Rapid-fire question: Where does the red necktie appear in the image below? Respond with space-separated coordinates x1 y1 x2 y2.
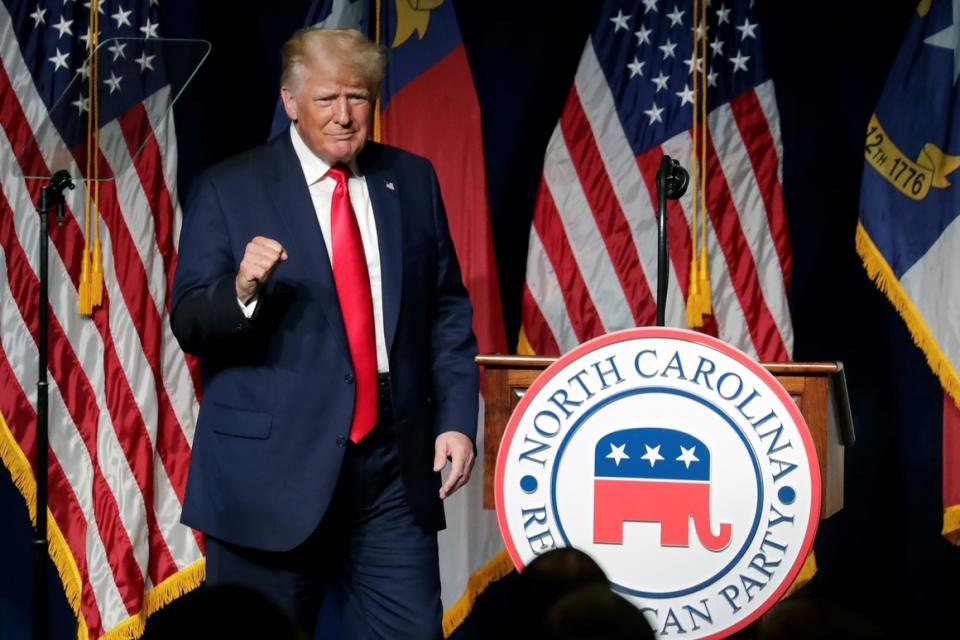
328 166 377 443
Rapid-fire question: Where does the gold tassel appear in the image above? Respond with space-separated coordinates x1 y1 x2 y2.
77 248 92 315
697 245 712 316
686 259 703 328
90 238 103 306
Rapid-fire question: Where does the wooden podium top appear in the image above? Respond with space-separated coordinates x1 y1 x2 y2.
476 356 853 519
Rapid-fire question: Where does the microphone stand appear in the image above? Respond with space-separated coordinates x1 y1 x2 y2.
34 170 74 640
655 156 689 327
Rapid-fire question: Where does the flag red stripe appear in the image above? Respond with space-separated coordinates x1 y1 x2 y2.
635 145 693 300
520 284 561 356
0 189 146 615
116 104 177 303
728 91 793 290
98 321 180 586
703 135 789 361
89 145 192 505
79 155 183 581
0 351 37 466
532 179 604 342
116 105 204 400
560 90 657 326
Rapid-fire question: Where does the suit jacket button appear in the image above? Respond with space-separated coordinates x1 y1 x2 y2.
336 435 347 447
344 373 355 384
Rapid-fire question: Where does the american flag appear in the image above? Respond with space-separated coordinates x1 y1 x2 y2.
521 0 793 362
0 1 203 638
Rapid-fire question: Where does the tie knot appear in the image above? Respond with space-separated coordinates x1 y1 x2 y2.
327 165 350 186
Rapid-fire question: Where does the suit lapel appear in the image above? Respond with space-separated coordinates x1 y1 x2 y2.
360 144 403 357
265 134 350 354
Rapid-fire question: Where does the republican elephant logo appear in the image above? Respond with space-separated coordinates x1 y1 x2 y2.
593 427 732 551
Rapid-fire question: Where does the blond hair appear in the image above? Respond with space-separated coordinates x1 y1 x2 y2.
281 28 385 95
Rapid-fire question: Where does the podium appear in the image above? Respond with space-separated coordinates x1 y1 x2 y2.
477 356 853 519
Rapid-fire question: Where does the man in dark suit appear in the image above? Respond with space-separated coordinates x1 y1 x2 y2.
170 27 478 639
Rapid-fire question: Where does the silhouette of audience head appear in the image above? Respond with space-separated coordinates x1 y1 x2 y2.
510 546 653 639
517 546 609 625
540 583 656 640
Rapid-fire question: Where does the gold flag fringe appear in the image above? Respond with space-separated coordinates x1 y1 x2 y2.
856 222 960 543
102 560 205 640
783 551 817 599
441 549 515 638
943 505 960 545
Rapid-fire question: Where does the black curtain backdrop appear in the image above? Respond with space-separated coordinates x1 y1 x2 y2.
2 1 958 637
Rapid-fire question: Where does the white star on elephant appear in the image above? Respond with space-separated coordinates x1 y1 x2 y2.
606 443 630 466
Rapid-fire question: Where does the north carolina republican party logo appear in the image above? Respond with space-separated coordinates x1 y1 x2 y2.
496 328 820 639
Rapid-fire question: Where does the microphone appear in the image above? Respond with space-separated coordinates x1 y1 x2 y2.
654 156 689 326
657 156 689 200
40 170 75 225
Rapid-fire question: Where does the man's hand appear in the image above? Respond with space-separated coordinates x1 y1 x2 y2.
433 431 475 499
235 236 288 303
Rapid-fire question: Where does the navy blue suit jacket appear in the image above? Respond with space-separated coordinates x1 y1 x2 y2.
170 133 479 552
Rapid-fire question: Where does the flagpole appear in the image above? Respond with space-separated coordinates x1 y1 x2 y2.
35 170 74 640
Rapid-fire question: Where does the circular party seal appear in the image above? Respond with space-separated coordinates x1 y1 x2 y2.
495 328 820 638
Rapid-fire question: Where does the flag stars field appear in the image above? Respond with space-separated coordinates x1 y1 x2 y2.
48 48 70 72
83 0 106 15
730 50 750 73
660 38 678 59
108 41 127 62
736 18 758 41
611 9 630 32
103 70 123 94
635 25 653 46
52 15 74 39
135 52 156 72
644 100 665 124
112 6 133 29
71 94 89 114
30 6 46 26
666 7 685 28
710 38 725 57
717 3 732 25
140 17 159 39
683 52 703 75
652 70 670 92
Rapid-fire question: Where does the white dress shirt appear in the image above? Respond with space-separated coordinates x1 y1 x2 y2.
239 126 389 373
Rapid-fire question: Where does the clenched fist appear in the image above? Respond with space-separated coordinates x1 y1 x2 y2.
235 236 288 303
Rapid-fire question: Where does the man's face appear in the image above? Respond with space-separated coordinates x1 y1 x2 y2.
281 61 372 166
